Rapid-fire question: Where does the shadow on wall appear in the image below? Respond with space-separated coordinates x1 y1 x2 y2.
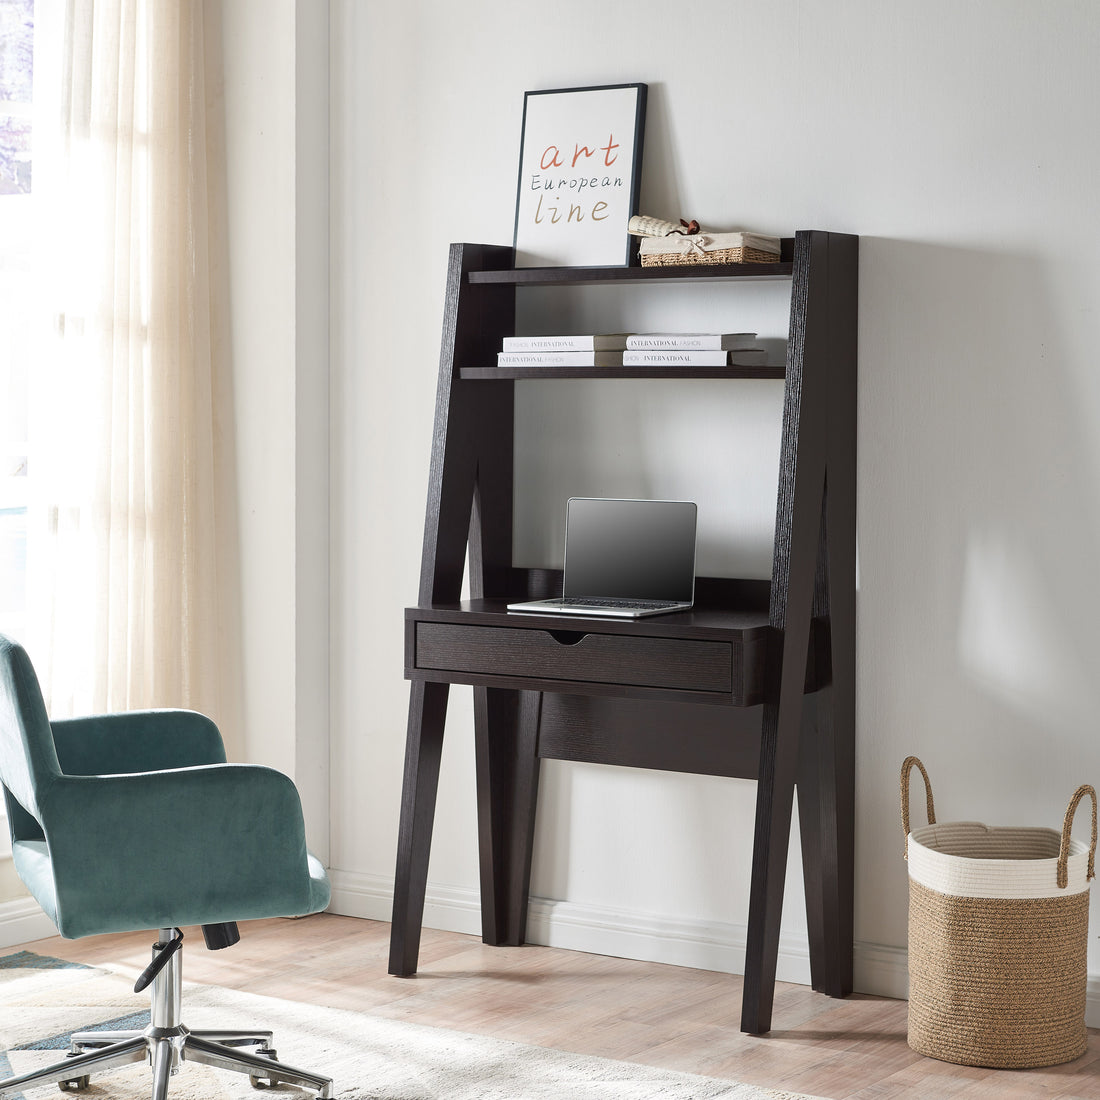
635 81 684 220
513 236 1100 973
858 237 1100 959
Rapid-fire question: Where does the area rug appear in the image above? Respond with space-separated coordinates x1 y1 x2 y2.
0 951 823 1100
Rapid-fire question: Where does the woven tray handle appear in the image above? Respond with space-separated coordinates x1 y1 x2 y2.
901 756 937 858
1058 784 1097 889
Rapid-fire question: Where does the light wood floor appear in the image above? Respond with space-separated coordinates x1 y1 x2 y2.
10 913 1099 1099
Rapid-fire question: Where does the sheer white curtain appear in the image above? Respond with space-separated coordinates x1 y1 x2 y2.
28 0 225 719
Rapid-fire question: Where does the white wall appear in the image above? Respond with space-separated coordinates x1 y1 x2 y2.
327 0 1100 1008
219 0 295 771
218 0 330 859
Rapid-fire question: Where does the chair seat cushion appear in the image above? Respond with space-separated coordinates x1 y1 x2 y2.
13 837 330 938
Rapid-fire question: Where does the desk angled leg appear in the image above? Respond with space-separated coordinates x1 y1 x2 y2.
797 690 827 993
799 470 855 996
797 684 853 997
741 699 801 1034
475 688 542 946
389 679 449 977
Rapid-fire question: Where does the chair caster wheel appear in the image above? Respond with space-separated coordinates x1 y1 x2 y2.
59 1051 91 1091
250 1048 279 1089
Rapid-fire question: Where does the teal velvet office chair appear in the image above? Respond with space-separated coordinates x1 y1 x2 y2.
0 634 333 1098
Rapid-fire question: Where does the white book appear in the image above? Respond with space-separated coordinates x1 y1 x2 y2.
501 334 629 352
497 350 625 367
625 333 758 351
622 349 768 367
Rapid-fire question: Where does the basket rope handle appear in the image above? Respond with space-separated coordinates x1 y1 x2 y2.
901 756 936 858
1057 784 1097 889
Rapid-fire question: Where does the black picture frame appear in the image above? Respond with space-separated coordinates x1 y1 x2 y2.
512 83 647 269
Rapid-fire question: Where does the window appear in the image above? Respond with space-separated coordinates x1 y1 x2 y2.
0 0 33 641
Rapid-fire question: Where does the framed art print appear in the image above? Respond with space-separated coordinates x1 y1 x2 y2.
513 83 647 268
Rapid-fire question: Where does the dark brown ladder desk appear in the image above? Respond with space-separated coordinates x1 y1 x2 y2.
389 233 857 1035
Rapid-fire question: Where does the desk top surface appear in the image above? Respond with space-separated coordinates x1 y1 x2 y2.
407 599 773 642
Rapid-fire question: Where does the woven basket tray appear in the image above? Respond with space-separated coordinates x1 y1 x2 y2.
640 245 780 267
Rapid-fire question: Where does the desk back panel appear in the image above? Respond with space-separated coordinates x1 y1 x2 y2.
537 694 762 779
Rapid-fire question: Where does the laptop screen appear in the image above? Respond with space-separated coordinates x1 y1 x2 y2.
562 498 697 603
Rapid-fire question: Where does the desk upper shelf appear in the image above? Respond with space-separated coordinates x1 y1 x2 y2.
460 243 793 376
466 240 796 287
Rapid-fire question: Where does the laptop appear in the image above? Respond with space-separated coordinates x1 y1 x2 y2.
507 497 698 618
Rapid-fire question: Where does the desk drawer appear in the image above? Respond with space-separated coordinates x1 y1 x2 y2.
414 623 732 694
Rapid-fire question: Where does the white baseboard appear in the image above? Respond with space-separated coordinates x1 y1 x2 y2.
0 895 57 949
328 868 1100 1029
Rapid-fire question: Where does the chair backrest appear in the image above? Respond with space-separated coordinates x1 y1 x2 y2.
0 635 61 827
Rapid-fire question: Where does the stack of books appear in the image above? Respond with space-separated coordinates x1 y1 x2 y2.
623 333 767 367
497 334 626 368
495 333 768 369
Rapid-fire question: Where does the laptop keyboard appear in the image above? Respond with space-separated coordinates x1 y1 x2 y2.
561 597 683 610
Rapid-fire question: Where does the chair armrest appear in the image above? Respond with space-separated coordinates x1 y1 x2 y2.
50 711 227 776
39 765 317 937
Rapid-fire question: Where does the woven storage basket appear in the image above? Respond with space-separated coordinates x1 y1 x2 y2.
640 245 780 267
901 757 1096 1068
638 231 781 268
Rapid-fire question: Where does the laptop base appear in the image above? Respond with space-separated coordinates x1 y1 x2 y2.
505 598 692 619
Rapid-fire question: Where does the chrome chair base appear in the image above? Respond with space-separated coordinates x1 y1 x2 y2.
0 931 333 1099
8 1026 334 1100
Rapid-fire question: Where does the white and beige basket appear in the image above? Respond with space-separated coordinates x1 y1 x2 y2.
638 231 780 267
626 218 782 267
901 756 1096 1068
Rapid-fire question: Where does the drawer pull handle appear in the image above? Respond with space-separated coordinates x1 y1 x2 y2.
548 630 587 646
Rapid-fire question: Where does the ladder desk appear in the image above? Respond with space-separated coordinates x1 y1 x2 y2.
389 231 858 1035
